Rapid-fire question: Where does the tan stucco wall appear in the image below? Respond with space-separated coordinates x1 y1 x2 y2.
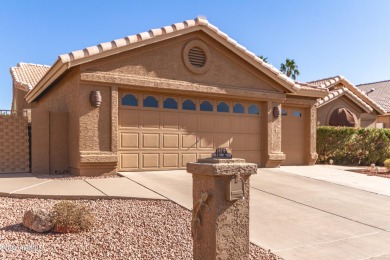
377 114 390 128
12 86 30 111
0 115 29 173
31 69 79 174
77 83 117 176
84 32 284 94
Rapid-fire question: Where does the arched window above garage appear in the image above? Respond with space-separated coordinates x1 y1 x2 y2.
217 102 229 113
122 94 138 106
200 101 213 112
143 96 158 108
182 99 196 110
163 98 178 109
233 103 245 114
248 104 260 115
293 111 302 117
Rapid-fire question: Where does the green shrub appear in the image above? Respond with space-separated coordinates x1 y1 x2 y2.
384 159 390 172
52 201 95 233
317 126 390 166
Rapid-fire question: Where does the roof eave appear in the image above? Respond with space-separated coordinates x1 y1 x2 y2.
25 59 68 103
25 18 302 102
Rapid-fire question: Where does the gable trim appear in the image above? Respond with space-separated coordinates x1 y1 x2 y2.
316 88 373 113
80 71 287 101
26 17 310 103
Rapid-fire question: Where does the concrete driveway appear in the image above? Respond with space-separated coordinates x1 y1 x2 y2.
121 166 390 260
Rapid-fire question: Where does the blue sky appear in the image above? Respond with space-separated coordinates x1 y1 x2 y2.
1 0 390 109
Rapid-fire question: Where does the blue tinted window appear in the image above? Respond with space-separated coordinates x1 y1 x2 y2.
182 99 196 110
233 103 245 113
143 96 158 108
122 94 138 106
217 102 229 113
293 111 302 117
281 109 287 116
163 98 178 109
248 104 260 115
200 101 213 112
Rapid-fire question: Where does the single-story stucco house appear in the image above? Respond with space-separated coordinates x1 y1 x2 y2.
357 80 390 128
308 76 385 128
13 17 330 176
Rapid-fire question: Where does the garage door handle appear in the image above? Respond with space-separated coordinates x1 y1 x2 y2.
186 139 199 151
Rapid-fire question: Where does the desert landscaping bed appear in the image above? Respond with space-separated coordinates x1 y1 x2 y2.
348 167 390 179
0 198 282 259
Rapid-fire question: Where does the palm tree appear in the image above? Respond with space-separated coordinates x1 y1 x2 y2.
280 58 300 80
257 55 268 63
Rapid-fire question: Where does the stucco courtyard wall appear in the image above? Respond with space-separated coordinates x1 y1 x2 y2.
0 114 29 173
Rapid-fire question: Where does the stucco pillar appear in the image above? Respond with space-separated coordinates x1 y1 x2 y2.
111 86 118 153
187 157 257 260
264 101 285 167
308 105 318 165
77 84 117 176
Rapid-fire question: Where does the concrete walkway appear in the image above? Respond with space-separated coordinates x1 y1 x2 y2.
0 173 165 200
2 166 390 259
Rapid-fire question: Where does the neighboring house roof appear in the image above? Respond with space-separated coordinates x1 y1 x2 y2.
308 75 386 114
10 63 50 91
357 80 390 113
26 17 327 103
316 87 373 113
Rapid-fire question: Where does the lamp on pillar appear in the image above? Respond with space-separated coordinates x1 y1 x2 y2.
273 106 280 118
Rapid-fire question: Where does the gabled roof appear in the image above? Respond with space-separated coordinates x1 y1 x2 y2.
316 87 373 113
10 63 50 91
308 76 386 114
26 17 326 103
357 80 390 113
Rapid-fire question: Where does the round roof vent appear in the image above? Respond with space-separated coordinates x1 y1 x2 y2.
183 40 211 74
188 47 206 68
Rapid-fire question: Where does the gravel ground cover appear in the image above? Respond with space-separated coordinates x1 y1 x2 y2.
348 167 390 179
0 198 282 259
32 173 122 181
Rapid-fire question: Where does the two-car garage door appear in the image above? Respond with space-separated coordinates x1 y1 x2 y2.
118 92 262 171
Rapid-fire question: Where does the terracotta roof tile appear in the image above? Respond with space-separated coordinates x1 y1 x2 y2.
28 17 328 103
308 76 386 114
57 17 301 92
357 80 390 113
10 63 50 91
316 87 373 112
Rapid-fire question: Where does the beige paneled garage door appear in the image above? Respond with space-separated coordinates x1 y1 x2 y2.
281 106 306 165
118 92 262 171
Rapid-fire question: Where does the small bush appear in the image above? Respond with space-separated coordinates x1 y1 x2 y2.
384 159 390 172
317 126 390 166
52 201 95 233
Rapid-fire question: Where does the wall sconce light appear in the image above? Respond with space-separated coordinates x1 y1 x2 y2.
273 106 280 118
90 91 102 107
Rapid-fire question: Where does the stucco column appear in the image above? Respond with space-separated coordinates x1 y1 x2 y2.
264 101 285 167
187 158 257 260
308 105 318 165
111 86 118 153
